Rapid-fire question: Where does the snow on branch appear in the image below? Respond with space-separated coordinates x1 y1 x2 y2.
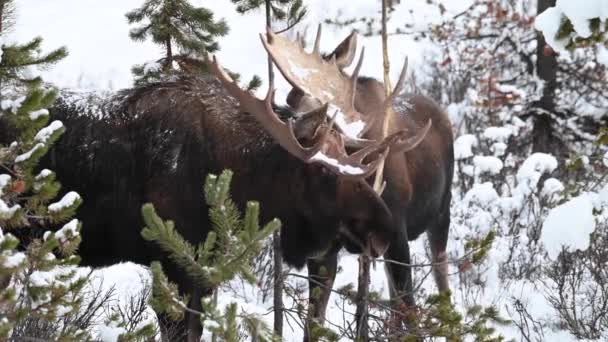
535 0 608 54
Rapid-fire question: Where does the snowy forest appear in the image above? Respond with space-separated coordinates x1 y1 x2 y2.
0 0 607 341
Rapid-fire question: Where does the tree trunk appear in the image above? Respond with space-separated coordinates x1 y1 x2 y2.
272 232 283 336
0 1 5 34
372 0 392 192
164 37 173 72
265 0 275 86
355 255 371 340
0 1 5 93
265 0 283 338
358 1 392 339
533 0 559 153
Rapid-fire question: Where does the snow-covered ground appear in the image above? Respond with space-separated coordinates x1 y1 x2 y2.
9 0 608 341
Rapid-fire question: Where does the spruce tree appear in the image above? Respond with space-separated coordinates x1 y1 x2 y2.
229 0 307 92
141 170 281 340
126 0 229 84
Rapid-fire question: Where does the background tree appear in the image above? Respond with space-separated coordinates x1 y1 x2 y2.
533 0 559 153
534 0 608 151
534 1 608 338
422 0 607 157
126 0 229 84
231 0 307 36
231 0 307 87
355 0 394 339
416 0 608 339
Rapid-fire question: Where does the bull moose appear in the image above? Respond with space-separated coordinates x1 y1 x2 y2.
258 25 454 337
1 25 453 341
0 30 440 342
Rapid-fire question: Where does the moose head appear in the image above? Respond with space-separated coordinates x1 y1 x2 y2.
204 44 428 266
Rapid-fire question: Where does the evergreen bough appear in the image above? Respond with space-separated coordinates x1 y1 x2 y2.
0 6 158 340
0 3 92 339
141 169 281 341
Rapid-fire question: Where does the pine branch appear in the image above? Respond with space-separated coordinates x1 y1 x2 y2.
142 170 280 340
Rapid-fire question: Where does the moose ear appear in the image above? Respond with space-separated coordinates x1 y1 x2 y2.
327 31 358 69
293 104 328 140
286 88 305 108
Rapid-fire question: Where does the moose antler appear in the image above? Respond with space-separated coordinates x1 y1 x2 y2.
385 119 432 154
205 53 326 162
204 53 396 178
260 25 374 139
309 125 391 178
383 57 409 113
337 56 429 153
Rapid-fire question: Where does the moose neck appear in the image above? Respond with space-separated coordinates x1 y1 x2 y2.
192 93 306 222
210 130 305 219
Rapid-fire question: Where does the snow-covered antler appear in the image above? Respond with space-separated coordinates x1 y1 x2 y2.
260 25 374 138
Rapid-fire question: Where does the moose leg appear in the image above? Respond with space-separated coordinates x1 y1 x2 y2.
157 312 186 342
427 210 450 294
385 228 415 309
186 287 203 342
155 255 205 342
304 246 339 342
155 295 200 342
155 300 202 342
155 286 203 342
384 227 421 340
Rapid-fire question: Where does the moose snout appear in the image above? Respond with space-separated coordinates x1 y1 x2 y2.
338 222 391 258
